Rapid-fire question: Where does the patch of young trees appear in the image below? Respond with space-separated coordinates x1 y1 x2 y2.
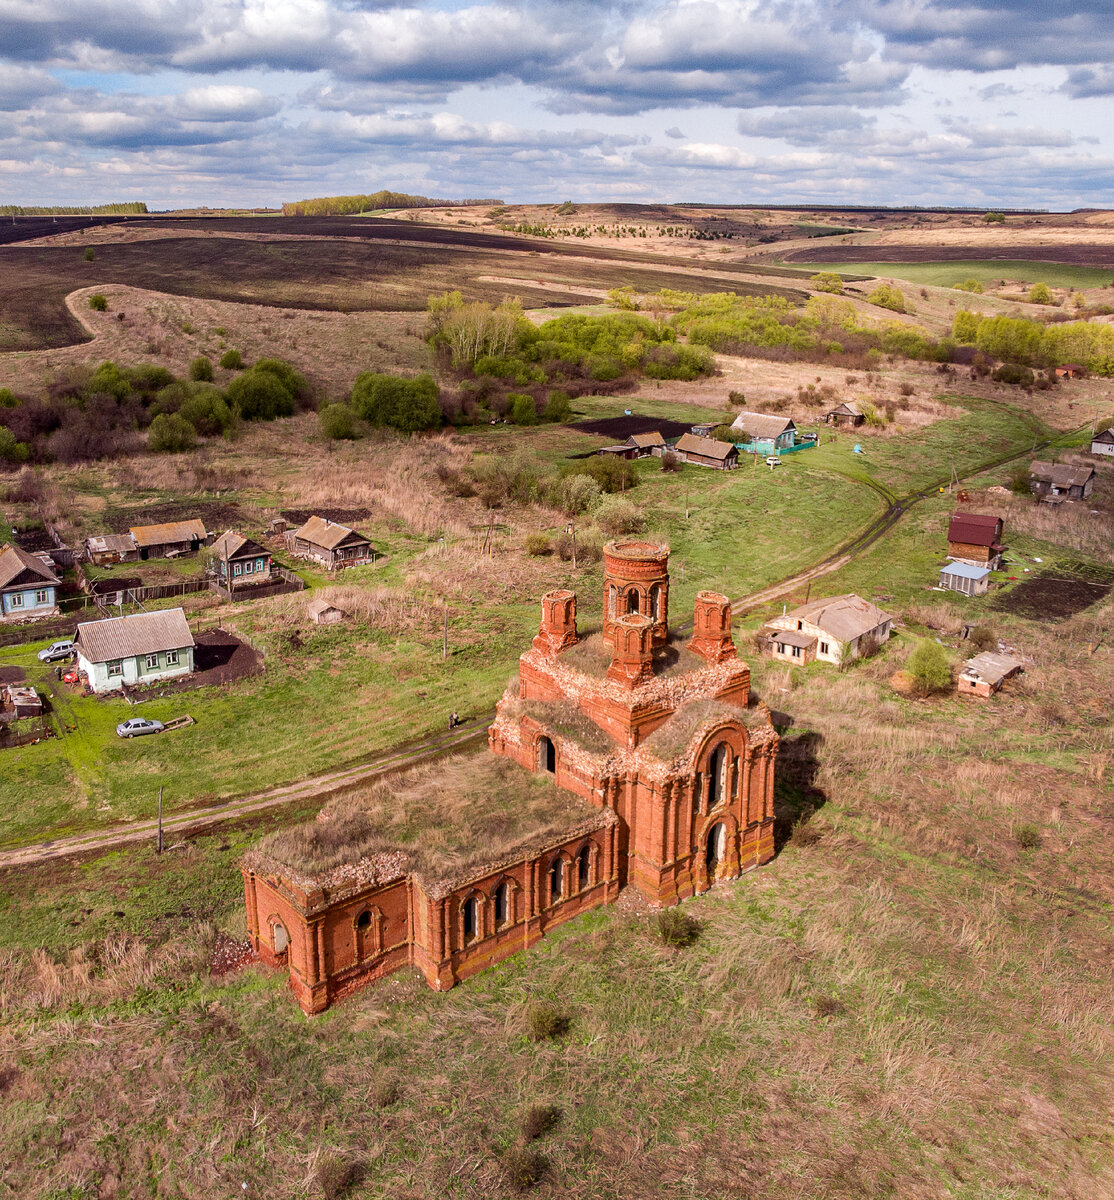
0 354 311 464
953 310 1114 374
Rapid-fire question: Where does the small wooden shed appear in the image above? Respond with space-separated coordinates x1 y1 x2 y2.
308 596 348 625
939 562 990 596
824 401 864 428
958 652 1023 698
674 433 739 470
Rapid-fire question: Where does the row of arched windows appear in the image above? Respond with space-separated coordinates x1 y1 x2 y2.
608 582 664 621
459 844 595 947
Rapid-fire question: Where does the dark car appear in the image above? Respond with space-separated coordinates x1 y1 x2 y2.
115 717 165 738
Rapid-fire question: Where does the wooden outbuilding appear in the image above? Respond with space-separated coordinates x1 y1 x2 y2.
596 444 639 461
625 431 667 456
947 512 1004 569
129 518 208 560
1090 428 1114 457
1054 364 1085 379
939 562 991 596
674 433 739 469
824 401 864 428
1029 461 1095 503
286 516 374 569
958 652 1023 698
83 533 139 566
307 596 348 625
3 683 43 718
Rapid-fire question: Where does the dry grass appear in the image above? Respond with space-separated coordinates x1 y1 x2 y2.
256 752 599 881
970 491 1114 564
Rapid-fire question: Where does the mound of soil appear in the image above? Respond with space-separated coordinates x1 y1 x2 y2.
992 568 1114 621
571 415 696 441
192 629 263 685
14 529 54 553
0 666 26 683
281 507 373 527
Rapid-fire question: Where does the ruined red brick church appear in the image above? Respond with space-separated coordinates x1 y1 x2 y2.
243 540 779 1014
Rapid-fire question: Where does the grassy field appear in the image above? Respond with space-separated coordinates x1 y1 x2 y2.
2 594 1111 1199
793 259 1114 290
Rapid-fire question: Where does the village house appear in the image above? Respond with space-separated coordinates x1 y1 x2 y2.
129 518 208 560
1029 461 1095 503
242 540 780 1014
285 516 374 569
0 543 61 622
824 401 864 428
74 607 195 693
730 411 797 454
210 530 273 591
947 511 1004 570
626 430 667 456
958 652 1023 698
760 593 894 666
939 561 991 597
1090 428 1114 457
83 533 139 566
674 432 739 469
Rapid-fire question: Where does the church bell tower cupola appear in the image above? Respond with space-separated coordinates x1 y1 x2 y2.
602 539 670 648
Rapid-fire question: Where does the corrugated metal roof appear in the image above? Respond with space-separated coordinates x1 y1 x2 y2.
85 533 137 555
940 562 990 580
75 607 194 664
948 512 1002 547
294 515 371 551
783 593 894 642
129 518 207 548
961 652 1023 686
730 410 796 440
211 530 266 560
0 543 60 590
676 433 736 460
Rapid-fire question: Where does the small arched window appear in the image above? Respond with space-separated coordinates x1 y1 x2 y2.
650 583 662 620
577 846 591 891
355 908 381 960
356 910 372 930
494 881 511 927
272 920 288 954
538 736 556 774
462 896 479 944
549 857 564 903
708 743 730 807
626 588 640 615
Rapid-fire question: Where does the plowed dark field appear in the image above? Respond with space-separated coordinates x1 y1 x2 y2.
785 243 1114 267
991 563 1114 621
572 415 695 440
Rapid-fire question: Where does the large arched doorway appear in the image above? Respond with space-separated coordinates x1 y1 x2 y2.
705 823 726 884
538 736 556 774
708 743 730 807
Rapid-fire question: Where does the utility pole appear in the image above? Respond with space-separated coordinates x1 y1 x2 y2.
156 786 163 855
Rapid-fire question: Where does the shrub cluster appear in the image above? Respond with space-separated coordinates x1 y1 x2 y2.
349 371 441 433
953 309 1114 374
0 354 310 464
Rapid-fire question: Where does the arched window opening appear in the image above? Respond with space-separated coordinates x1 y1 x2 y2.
462 896 479 944
355 908 380 960
706 822 726 881
272 921 288 954
651 584 662 620
494 881 511 927
609 584 617 617
549 857 564 903
626 588 640 615
708 743 730 807
538 736 556 774
577 846 591 891
356 910 372 930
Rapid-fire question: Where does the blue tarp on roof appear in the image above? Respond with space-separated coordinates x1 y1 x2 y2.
940 562 990 580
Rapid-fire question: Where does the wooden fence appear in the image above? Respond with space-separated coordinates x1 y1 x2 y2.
209 565 306 603
0 716 54 749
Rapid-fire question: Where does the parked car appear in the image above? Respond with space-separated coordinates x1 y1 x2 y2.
765 456 781 467
62 668 80 685
116 717 165 738
37 639 75 662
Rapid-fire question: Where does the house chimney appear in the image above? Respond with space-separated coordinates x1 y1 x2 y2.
532 589 578 656
687 591 736 664
606 613 654 689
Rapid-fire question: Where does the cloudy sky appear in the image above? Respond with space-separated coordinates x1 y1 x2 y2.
2 0 1112 210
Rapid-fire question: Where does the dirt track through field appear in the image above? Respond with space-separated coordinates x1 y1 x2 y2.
0 411 1081 868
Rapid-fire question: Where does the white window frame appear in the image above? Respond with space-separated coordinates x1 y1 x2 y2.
9 593 23 608
233 563 242 576
165 649 180 666
244 560 253 574
107 660 123 677
145 653 159 670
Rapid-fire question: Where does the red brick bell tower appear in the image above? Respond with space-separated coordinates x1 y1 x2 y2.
533 589 578 657
605 612 655 688
687 591 737 664
602 539 669 648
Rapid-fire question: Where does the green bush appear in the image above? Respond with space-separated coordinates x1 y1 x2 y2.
593 495 644 536
0 388 18 408
867 283 906 313
907 639 952 695
509 393 538 425
968 625 998 652
543 391 572 422
179 386 234 437
219 348 243 370
147 412 197 453
502 1146 547 1192
953 278 985 294
984 211 1006 224
522 1104 562 1141
188 356 213 382
561 454 636 495
1028 282 1052 305
319 402 359 440
86 360 131 400
253 358 312 407
1007 463 1031 494
654 909 700 947
83 247 95 262
991 363 1035 386
524 533 552 556
1015 823 1042 850
809 272 844 294
127 364 174 393
350 371 441 432
525 1001 567 1041
953 310 980 343
88 294 107 312
226 368 296 421
0 426 30 463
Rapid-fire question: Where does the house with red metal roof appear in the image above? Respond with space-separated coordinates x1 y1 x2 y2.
947 512 1004 570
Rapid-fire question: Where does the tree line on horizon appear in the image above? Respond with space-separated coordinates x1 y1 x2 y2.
0 203 148 217
281 191 502 216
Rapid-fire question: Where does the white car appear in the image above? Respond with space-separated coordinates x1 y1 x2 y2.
765 456 781 467
37 639 75 662
116 717 165 738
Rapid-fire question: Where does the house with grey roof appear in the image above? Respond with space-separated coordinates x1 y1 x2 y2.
1029 460 1095 503
285 516 374 569
958 652 1023 698
0 543 61 622
729 410 797 453
760 593 894 666
75 607 195 693
674 433 739 469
